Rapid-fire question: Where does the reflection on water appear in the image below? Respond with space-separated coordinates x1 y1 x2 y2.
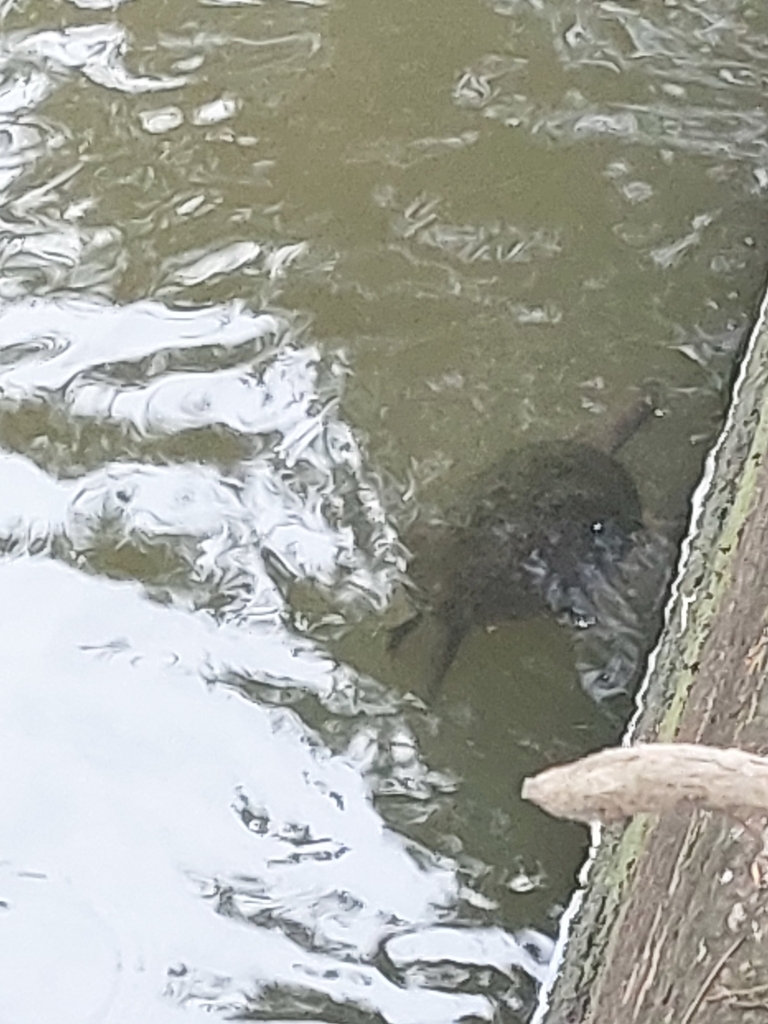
0 561 483 1023
0 0 766 1021
0 295 562 1022
0 299 399 619
0 298 530 1022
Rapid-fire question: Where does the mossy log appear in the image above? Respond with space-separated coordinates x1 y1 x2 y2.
537 283 768 1024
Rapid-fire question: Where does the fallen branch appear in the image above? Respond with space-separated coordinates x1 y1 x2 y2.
521 743 768 824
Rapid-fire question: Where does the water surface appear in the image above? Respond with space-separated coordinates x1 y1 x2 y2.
1 0 767 1020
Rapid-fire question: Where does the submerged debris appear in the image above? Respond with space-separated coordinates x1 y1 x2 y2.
521 743 768 824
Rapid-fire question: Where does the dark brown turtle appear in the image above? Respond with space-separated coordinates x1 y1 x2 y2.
390 390 660 698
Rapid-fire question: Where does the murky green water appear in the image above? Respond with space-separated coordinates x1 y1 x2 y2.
0 0 767 1020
